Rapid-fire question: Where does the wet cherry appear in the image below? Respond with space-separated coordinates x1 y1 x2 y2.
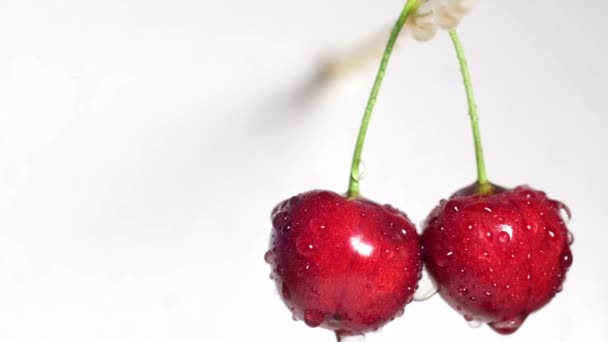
421 31 574 334
422 183 573 334
267 190 421 335
265 2 423 338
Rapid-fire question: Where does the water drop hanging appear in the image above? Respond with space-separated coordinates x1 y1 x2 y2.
303 309 325 328
466 319 482 329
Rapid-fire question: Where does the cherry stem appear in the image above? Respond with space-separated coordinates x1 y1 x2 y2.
347 0 419 198
448 30 491 194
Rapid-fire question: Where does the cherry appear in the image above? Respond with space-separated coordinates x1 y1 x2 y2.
420 31 574 334
265 1 422 338
422 183 573 334
267 190 421 335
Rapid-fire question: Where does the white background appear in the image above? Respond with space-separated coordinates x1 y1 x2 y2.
1 0 607 341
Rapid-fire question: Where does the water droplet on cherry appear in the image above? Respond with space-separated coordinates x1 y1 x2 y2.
567 230 575 246
435 250 453 267
264 250 273 264
310 219 327 232
296 236 316 256
466 319 482 329
557 201 571 223
561 249 573 268
520 190 535 199
384 248 395 260
281 282 291 300
489 314 527 334
554 284 563 293
498 231 510 243
272 212 290 231
304 309 325 327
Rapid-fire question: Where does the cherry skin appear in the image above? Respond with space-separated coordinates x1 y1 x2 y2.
421 183 573 334
266 190 422 336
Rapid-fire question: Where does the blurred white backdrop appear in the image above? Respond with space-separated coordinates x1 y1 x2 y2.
1 0 607 341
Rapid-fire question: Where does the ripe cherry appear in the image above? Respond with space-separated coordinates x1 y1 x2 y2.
265 2 422 338
422 182 573 334
267 190 421 335
420 31 574 334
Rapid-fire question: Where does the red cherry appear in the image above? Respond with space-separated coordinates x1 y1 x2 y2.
421 183 573 334
266 190 422 335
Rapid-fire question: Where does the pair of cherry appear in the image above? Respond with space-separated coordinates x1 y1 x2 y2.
266 184 572 338
265 4 573 340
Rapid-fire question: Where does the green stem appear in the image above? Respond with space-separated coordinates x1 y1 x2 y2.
347 0 419 198
449 30 491 194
